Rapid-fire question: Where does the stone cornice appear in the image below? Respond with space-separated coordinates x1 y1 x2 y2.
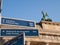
40 21 60 26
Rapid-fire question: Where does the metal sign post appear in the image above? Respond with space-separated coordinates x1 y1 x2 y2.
0 0 1 13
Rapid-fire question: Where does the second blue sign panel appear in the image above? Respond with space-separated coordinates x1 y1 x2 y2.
1 29 38 36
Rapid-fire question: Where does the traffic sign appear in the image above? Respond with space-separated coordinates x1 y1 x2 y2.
1 29 39 36
1 17 35 27
3 33 25 45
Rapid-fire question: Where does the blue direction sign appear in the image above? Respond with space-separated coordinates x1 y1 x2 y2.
1 18 35 27
3 33 25 45
1 29 38 36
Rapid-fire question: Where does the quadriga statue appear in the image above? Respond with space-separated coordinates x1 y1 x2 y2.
41 11 52 21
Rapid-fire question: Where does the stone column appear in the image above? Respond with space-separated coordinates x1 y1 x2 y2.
26 41 30 45
46 43 49 45
0 37 5 45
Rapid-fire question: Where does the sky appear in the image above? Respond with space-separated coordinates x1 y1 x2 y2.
2 0 60 22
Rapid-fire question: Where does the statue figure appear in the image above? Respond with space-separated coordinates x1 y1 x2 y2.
41 11 52 21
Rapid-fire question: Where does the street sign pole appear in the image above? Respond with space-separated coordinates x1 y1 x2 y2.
24 32 25 45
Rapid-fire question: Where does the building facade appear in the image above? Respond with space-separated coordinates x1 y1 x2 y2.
0 0 60 45
25 21 60 45
0 19 60 45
